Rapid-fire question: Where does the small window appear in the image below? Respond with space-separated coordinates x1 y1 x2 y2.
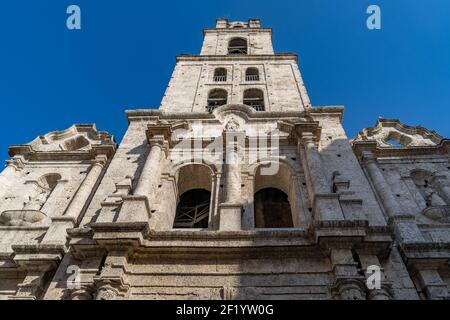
245 68 259 81
243 89 265 111
228 38 247 55
213 68 227 82
207 89 228 112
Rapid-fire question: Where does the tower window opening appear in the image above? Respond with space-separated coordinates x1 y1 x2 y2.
243 88 265 111
254 188 293 228
213 68 227 82
245 68 259 81
228 38 248 55
207 89 228 112
174 189 210 228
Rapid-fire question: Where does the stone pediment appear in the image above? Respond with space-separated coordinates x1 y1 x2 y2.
353 118 443 148
8 124 116 160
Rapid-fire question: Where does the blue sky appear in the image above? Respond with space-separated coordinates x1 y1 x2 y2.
1 0 449 164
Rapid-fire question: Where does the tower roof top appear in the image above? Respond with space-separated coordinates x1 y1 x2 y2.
215 18 261 29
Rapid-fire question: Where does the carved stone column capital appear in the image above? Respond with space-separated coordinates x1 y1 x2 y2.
94 279 129 300
299 132 316 147
367 284 393 300
331 278 367 300
70 284 95 300
5 156 26 172
361 150 377 165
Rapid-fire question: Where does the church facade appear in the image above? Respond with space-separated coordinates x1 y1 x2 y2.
0 19 449 300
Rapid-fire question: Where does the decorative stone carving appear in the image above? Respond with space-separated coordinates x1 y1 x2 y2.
225 117 240 132
354 118 442 147
95 281 123 300
422 206 450 223
331 279 367 300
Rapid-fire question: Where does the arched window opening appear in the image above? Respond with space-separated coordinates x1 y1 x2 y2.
207 89 228 112
254 188 293 228
174 189 211 228
213 68 227 82
173 164 213 229
386 139 403 147
243 89 265 111
252 163 303 228
245 68 259 81
384 132 412 148
23 173 62 211
228 38 247 55
38 173 62 192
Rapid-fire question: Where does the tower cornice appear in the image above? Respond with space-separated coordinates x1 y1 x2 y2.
176 54 298 63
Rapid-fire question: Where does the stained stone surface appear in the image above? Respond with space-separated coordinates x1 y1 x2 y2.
0 19 449 300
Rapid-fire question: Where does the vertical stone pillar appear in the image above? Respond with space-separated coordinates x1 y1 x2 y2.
134 138 167 198
219 131 244 230
299 133 329 194
432 175 450 205
65 156 106 219
298 132 344 220
0 156 24 195
94 251 130 300
330 248 366 300
358 254 392 300
9 269 47 300
362 151 424 243
42 156 107 244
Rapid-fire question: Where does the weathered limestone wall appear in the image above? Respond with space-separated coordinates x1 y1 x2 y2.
160 58 309 113
312 111 387 226
127 256 332 300
200 30 274 56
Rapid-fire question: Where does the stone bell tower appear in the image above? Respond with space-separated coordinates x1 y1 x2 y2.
1 18 449 300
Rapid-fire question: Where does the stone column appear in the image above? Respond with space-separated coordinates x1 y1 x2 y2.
298 132 344 220
42 156 106 244
299 133 329 194
94 251 130 300
358 254 392 300
65 156 106 219
432 175 450 205
134 138 166 199
362 151 424 243
0 156 24 195
219 131 244 230
330 248 367 300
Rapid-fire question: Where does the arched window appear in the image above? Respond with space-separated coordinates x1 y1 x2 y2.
251 162 306 228
23 173 62 211
228 38 247 55
243 89 265 111
174 189 211 228
254 188 293 228
173 164 214 229
245 67 259 81
213 68 227 82
207 89 228 112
